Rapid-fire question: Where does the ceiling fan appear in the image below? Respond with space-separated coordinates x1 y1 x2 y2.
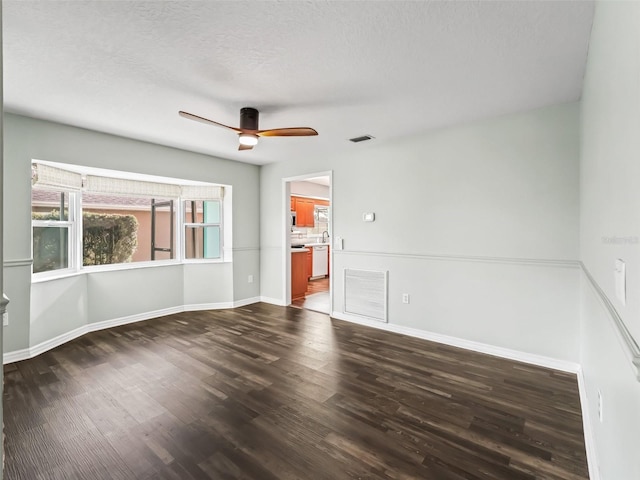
179 107 318 151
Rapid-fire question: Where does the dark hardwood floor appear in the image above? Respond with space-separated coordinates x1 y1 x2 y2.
3 303 589 479
306 277 329 295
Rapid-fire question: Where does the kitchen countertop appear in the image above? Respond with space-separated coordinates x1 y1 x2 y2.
304 243 330 247
290 247 310 253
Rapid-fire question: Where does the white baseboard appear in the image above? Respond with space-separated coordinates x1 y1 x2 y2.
3 347 33 364
331 311 581 373
91 306 185 331
232 296 262 308
260 296 288 306
3 298 261 364
183 302 234 311
576 368 600 480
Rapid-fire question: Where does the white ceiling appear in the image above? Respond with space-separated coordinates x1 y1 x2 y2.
3 1 595 166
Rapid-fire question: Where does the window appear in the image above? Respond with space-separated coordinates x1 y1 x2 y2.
31 161 228 277
31 188 75 274
184 200 222 259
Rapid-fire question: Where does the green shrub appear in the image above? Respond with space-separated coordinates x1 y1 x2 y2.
83 212 138 265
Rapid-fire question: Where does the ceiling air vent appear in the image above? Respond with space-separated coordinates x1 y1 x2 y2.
349 135 374 143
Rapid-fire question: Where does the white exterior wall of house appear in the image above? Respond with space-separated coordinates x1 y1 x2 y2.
261 102 581 364
579 2 640 478
3 113 261 359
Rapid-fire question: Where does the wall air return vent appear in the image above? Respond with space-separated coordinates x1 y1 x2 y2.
349 135 374 143
344 269 388 322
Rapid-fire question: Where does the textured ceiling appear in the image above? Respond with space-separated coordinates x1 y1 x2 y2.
3 1 594 166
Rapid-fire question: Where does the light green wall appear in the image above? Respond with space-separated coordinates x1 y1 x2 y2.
261 102 581 361
579 1 640 478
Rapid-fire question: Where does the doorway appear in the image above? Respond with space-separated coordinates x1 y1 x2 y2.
285 172 332 315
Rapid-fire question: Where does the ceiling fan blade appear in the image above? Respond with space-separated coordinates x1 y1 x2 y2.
257 127 318 137
238 143 254 151
179 111 242 133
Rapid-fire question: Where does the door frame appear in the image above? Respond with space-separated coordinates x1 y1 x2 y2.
282 171 333 311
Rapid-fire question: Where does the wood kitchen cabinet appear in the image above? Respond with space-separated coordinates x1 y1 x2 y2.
293 197 315 227
291 250 308 299
291 196 330 228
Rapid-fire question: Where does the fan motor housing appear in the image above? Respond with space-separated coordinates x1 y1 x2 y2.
240 107 259 131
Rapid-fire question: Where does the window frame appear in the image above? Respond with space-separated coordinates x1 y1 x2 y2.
31 190 78 278
182 199 224 262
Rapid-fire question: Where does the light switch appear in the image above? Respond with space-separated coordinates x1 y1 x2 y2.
334 236 344 250
363 212 375 222
615 258 626 305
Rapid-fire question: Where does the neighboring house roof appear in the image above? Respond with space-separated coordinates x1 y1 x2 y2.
31 190 205 213
31 189 173 210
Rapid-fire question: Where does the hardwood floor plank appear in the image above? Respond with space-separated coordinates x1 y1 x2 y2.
3 303 589 479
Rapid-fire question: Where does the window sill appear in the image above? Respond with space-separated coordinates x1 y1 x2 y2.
32 259 231 284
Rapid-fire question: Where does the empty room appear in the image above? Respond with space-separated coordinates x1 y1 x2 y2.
1 1 639 479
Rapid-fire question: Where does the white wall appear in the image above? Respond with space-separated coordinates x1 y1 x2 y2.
579 1 640 478
261 102 581 362
3 113 261 357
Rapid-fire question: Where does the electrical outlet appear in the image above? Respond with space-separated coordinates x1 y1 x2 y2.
597 389 603 422
248 275 254 284
402 293 410 304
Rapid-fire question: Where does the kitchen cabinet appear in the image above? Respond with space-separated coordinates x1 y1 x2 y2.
291 196 330 228
293 197 315 227
291 249 308 299
307 249 313 280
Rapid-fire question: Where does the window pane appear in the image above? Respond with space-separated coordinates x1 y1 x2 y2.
183 200 220 224
203 201 221 223
82 193 175 265
32 189 70 221
33 226 69 273
185 226 221 259
183 200 198 222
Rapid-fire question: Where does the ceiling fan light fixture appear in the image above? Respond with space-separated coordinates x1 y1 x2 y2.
238 133 258 146
179 108 317 150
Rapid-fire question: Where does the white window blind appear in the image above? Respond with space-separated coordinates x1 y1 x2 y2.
32 163 83 191
180 185 224 200
84 175 181 198
32 162 223 199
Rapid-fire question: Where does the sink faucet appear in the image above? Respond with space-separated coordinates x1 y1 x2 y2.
322 231 329 243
